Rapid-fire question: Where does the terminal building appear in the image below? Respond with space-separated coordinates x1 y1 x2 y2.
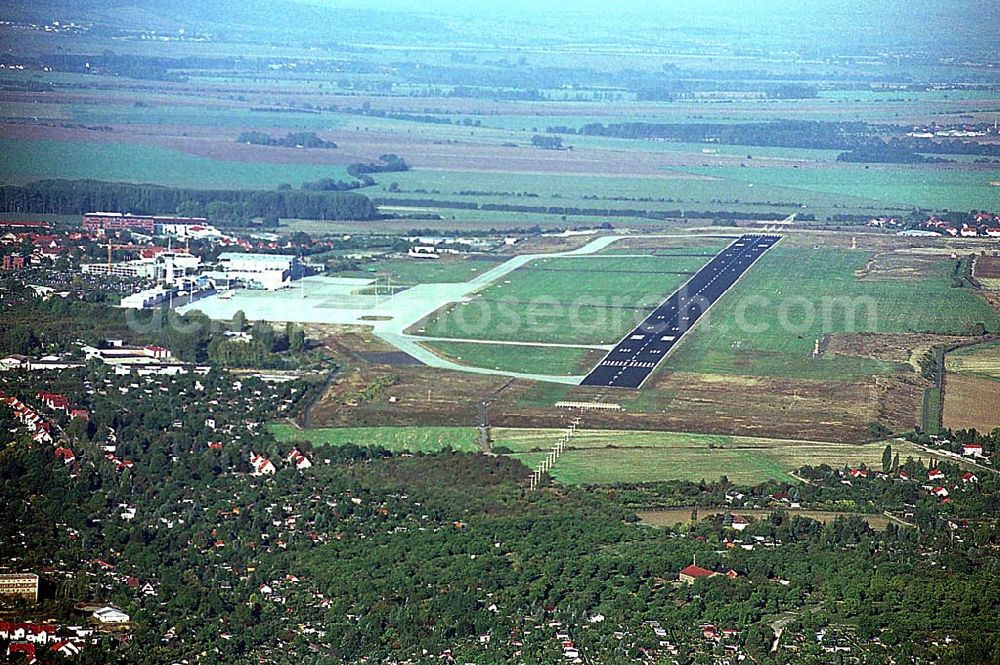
216 253 302 290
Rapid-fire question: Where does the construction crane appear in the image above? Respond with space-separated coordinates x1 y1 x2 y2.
104 241 133 268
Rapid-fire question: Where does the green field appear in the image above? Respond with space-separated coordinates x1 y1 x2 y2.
0 139 353 189
268 424 480 452
415 244 1000 377
683 165 1000 212
946 340 1000 382
922 387 942 435
415 252 710 346
269 424 927 485
501 429 926 485
69 103 347 131
422 340 605 376
519 255 710 273
661 247 1000 380
379 168 887 217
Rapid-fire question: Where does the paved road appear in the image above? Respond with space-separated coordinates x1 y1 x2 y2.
581 233 781 389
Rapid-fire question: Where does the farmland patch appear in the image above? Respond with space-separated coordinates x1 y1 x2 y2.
943 374 1000 431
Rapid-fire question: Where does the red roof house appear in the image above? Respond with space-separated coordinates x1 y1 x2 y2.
678 564 719 585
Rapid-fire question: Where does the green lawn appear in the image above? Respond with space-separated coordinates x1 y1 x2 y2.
661 247 1000 380
416 252 711 346
423 340 605 376
268 424 479 452
0 138 353 189
496 428 925 485
417 300 651 345
479 262 692 307
597 239 732 255
517 255 710 273
922 387 942 435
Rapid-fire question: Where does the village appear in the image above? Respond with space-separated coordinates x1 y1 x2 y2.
1 335 997 663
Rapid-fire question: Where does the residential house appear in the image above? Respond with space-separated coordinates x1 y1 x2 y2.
962 443 984 458
250 452 276 476
678 565 719 585
36 391 69 412
51 640 82 656
286 448 312 470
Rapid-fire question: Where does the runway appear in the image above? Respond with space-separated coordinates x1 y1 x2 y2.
580 234 781 389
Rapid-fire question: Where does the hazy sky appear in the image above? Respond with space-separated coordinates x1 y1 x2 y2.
289 0 998 50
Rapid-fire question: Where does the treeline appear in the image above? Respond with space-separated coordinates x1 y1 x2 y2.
237 131 337 149
836 146 951 164
558 120 871 150
346 153 409 179
0 180 379 222
551 120 1000 157
298 154 409 193
8 52 385 81
372 197 816 222
531 134 565 150
635 82 818 101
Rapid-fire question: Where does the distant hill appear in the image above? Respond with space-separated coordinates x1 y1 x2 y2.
3 0 996 57
1 0 453 42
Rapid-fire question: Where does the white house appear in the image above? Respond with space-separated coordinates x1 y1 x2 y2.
962 443 984 458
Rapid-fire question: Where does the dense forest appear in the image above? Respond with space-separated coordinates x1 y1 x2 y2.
3 398 1000 664
0 179 379 222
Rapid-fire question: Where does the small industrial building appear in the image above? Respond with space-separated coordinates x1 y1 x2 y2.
92 607 130 624
82 345 173 365
407 246 439 259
